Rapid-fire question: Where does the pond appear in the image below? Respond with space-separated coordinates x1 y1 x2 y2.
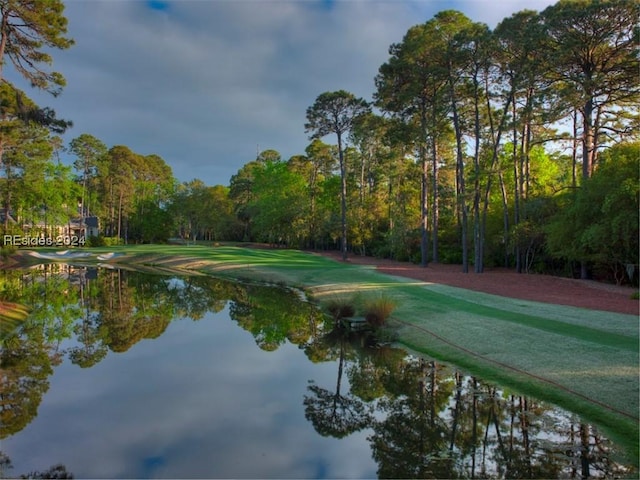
0 264 636 479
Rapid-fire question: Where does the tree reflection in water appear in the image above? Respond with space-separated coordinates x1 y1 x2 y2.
0 264 635 479
304 328 373 438
304 327 635 479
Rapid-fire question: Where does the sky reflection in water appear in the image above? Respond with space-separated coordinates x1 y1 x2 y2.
8 310 372 478
0 265 635 479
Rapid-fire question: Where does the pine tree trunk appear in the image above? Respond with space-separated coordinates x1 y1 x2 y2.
337 133 347 261
431 138 439 264
450 77 468 273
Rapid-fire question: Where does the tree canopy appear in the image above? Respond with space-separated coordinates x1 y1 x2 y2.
0 0 74 95
1 0 638 286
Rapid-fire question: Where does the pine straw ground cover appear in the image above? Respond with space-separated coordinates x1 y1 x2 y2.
7 244 639 462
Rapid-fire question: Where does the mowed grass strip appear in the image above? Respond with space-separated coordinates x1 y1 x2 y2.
392 306 638 417
423 282 639 336
399 284 637 351
327 273 640 419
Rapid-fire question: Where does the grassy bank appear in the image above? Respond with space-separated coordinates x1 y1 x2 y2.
11 244 639 462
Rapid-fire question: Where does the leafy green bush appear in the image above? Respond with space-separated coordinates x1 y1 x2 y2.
103 236 123 247
546 142 639 285
86 235 105 247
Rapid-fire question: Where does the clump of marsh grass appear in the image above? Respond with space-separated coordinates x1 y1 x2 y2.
323 295 356 321
363 294 397 328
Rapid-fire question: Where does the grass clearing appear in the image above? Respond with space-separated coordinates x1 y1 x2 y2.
12 244 639 462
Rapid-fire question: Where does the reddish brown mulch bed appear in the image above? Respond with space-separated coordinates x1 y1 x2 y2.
317 252 639 316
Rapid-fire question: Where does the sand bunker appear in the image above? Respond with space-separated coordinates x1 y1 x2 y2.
28 251 123 262
96 252 124 261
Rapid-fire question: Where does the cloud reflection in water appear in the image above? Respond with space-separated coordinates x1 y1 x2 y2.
6 307 376 479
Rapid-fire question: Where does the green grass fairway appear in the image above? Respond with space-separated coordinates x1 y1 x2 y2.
16 244 640 461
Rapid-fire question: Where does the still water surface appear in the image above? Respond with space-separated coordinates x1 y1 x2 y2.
0 265 635 478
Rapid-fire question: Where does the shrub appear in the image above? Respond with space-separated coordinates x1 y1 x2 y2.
363 294 396 328
324 295 356 320
1 244 17 259
86 235 105 247
103 236 123 246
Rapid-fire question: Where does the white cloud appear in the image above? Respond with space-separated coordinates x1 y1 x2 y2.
6 0 554 186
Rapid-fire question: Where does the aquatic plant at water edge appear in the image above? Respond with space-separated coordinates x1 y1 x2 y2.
323 295 357 320
363 294 396 328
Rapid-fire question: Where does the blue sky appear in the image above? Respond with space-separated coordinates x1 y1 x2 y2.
9 0 556 186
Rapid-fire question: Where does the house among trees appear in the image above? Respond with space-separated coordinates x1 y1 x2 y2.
69 216 100 238
22 215 100 240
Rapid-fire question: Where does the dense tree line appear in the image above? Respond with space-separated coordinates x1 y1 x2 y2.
0 0 637 284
